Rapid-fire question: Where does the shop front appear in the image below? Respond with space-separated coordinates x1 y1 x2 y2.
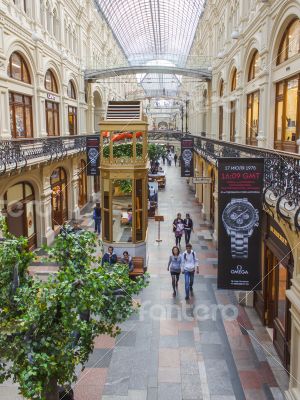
254 213 293 370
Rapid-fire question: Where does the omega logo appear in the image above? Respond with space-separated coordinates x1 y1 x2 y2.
230 265 249 275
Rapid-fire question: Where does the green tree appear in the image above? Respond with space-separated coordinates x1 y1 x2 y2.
0 219 147 400
148 143 167 162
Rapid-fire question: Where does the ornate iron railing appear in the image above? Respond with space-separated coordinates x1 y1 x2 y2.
148 131 300 229
0 135 88 175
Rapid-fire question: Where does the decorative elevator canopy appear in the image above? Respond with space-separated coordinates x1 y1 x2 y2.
96 0 206 67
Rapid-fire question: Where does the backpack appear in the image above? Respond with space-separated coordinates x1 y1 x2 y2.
184 251 195 261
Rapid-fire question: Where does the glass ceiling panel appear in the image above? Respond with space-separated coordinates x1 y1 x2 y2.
96 0 205 67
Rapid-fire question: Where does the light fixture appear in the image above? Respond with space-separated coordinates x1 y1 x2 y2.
207 66 213 71
217 51 224 59
32 31 42 42
231 30 240 39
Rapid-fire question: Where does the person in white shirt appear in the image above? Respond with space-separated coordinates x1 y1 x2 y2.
181 243 199 300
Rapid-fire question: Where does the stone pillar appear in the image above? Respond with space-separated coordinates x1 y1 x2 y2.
257 81 268 148
71 159 80 220
40 176 55 245
0 81 10 139
201 162 211 221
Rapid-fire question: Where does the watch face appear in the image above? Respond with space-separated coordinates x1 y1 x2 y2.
222 201 258 231
182 149 192 165
88 148 98 163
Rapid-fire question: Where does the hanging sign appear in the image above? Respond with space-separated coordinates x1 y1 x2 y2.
218 158 264 290
86 136 100 176
192 177 212 184
181 138 194 177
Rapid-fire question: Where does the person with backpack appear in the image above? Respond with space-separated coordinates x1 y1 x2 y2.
181 243 199 300
93 202 101 234
173 213 184 247
183 213 194 245
167 246 183 296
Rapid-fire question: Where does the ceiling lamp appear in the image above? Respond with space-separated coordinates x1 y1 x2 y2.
231 30 240 39
217 51 224 59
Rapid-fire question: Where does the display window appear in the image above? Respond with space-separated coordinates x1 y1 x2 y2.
248 51 260 81
246 91 260 146
4 182 36 249
7 52 31 84
274 75 300 152
78 160 87 207
50 167 68 228
9 92 33 138
68 106 77 135
277 19 300 65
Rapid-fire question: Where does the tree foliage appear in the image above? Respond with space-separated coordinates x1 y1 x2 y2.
0 219 148 399
148 143 167 162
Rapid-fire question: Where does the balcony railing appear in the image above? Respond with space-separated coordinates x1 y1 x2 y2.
148 131 300 230
0 135 88 175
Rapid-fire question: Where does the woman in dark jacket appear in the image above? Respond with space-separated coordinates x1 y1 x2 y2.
183 213 194 245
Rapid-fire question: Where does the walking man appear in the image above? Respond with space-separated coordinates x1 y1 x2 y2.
183 213 194 245
93 202 101 234
174 153 178 166
181 243 199 300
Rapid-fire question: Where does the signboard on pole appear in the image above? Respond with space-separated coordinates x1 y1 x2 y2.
181 138 194 177
86 136 100 176
218 158 264 290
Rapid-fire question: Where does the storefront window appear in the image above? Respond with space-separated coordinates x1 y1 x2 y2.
4 182 36 249
277 19 300 65
112 179 133 243
275 75 300 152
78 160 87 207
50 167 68 228
246 91 260 145
277 263 288 330
67 80 76 99
9 92 33 138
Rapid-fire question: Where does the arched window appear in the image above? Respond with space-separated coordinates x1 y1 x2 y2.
67 80 76 99
277 19 300 65
45 69 58 93
50 167 68 227
7 52 31 84
231 68 237 91
248 50 260 81
4 182 36 249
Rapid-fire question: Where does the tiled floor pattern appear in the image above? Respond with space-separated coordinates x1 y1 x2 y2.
73 165 289 400
1 166 289 400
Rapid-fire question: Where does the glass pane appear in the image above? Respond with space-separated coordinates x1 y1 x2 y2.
7 184 23 205
26 201 35 237
50 168 60 184
25 107 33 137
22 62 30 84
112 179 132 243
25 183 33 197
278 36 288 64
288 20 300 59
15 105 25 137
135 179 143 210
276 100 283 141
11 53 21 80
61 183 67 212
47 109 54 135
277 263 287 329
45 71 52 91
136 210 143 241
285 78 298 141
103 179 110 209
103 210 110 241
252 92 259 137
277 82 284 96
54 109 59 136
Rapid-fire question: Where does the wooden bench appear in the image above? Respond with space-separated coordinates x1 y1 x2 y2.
116 256 145 279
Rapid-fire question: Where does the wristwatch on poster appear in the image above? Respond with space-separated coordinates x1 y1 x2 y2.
222 198 259 259
182 149 193 167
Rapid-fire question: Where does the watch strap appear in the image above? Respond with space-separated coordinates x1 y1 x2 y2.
231 231 248 259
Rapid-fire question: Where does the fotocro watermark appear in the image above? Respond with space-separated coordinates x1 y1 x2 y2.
138 301 238 322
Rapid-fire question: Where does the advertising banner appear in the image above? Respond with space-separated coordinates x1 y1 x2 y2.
181 138 194 177
218 158 264 290
86 136 100 176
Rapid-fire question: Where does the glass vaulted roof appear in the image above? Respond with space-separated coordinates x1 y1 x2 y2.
97 0 205 67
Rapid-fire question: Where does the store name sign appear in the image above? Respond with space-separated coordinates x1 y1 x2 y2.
47 93 56 101
192 177 212 184
270 226 288 246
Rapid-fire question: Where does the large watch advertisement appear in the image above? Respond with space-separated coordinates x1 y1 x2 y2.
86 136 100 176
181 138 194 177
218 158 264 290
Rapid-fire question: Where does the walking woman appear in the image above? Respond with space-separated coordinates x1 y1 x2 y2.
173 213 184 247
167 246 182 296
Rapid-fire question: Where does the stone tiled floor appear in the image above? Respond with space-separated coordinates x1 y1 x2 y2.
0 165 289 399
73 165 289 400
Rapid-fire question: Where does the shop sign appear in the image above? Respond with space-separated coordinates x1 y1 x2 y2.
181 138 194 177
192 177 212 184
218 158 264 290
86 136 100 176
47 93 56 101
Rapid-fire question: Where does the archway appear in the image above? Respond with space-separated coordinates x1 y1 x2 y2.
4 182 37 249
